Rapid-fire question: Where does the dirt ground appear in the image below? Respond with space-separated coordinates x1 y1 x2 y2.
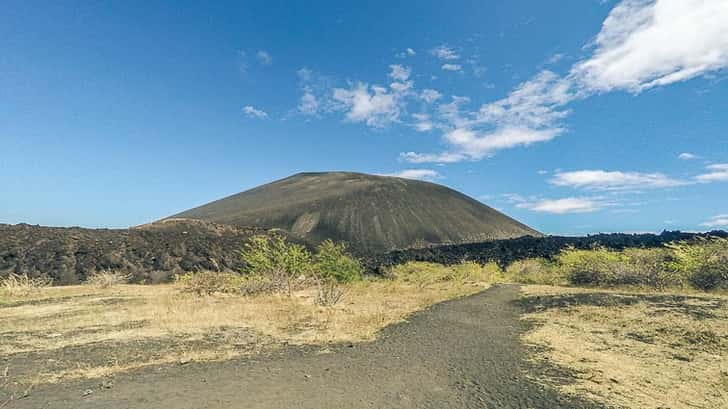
4 285 604 409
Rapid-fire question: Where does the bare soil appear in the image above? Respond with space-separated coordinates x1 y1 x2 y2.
5 285 603 409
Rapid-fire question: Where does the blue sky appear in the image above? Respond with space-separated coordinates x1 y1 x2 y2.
2 0 728 235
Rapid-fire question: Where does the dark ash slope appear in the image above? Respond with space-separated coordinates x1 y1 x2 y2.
170 172 541 253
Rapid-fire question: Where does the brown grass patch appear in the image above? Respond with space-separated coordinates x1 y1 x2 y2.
0 267 490 387
520 285 728 409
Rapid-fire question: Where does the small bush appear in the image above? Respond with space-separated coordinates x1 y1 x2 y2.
669 239 728 290
239 274 281 296
175 271 244 296
314 240 363 283
85 270 131 288
0 273 53 297
315 280 347 307
241 235 313 296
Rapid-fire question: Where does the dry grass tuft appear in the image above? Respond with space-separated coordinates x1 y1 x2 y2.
0 273 52 297
521 285 728 409
84 270 131 289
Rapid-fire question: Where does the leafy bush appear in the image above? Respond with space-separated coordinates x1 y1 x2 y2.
85 270 131 288
668 239 728 290
622 248 681 289
0 273 53 297
241 235 313 296
313 240 362 283
175 271 244 296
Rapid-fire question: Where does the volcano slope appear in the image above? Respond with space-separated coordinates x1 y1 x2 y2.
170 172 541 254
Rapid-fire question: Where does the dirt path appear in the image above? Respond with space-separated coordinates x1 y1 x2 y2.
9 285 603 409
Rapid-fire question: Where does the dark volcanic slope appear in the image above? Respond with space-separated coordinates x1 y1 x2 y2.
170 172 541 253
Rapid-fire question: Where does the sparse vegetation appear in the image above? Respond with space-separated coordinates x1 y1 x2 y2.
0 262 492 389
0 273 52 297
494 238 728 292
241 235 313 296
84 270 131 288
175 271 245 295
521 285 728 409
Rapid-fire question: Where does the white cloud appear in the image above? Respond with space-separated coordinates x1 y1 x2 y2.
476 70 573 130
551 169 687 191
411 113 434 132
385 169 442 181
678 152 698 160
431 45 460 60
389 64 411 82
402 0 728 163
571 0 728 93
403 71 571 163
695 163 728 182
399 151 466 164
237 50 248 74
295 68 335 116
396 48 416 58
442 126 561 160
298 92 319 115
441 63 462 72
545 53 565 65
517 197 606 214
700 214 728 228
420 89 442 104
332 83 400 127
242 105 268 119
256 50 272 65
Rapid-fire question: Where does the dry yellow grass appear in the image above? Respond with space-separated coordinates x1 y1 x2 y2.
521 285 728 409
0 269 490 385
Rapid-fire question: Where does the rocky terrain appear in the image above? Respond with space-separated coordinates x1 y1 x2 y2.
0 219 282 285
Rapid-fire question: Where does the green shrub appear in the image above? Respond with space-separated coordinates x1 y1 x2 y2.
668 239 728 290
622 248 680 289
241 235 313 296
313 240 362 283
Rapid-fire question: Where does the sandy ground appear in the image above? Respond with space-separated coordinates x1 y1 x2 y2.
5 285 603 409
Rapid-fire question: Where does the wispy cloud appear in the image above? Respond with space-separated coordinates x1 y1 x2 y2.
397 48 416 58
700 214 728 228
242 105 268 119
695 163 728 183
517 197 607 214
404 71 572 162
403 0 728 163
419 89 442 104
678 152 698 160
441 64 462 72
431 45 460 60
256 50 272 65
384 169 442 181
551 170 687 191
